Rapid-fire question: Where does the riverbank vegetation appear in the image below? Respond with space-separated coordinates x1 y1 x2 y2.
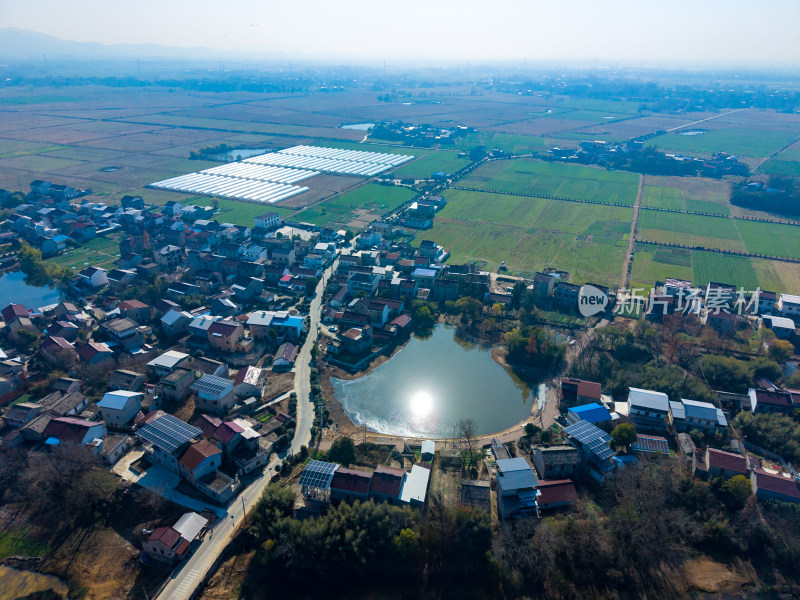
17 241 73 286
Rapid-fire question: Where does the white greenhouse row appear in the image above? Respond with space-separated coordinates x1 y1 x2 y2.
149 173 308 204
200 162 319 184
278 145 413 166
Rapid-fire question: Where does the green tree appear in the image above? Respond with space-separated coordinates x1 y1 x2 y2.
511 280 526 309
524 423 541 438
769 339 795 363
611 423 637 450
413 305 434 328
327 436 356 466
719 475 751 510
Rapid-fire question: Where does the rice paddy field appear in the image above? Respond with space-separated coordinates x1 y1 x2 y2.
460 158 640 205
630 242 800 296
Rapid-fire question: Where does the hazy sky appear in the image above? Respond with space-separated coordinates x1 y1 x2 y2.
3 0 800 66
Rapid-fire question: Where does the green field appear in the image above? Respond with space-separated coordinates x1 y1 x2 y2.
647 128 798 158
392 150 471 179
736 220 800 259
641 175 731 215
428 190 631 285
637 212 746 252
461 159 640 205
181 197 294 227
46 233 125 271
757 158 800 177
439 189 632 240
630 242 800 294
295 184 416 227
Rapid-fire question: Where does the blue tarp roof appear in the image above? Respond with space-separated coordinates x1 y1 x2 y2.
568 403 612 424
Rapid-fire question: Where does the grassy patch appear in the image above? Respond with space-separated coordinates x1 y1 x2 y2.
392 150 471 179
294 184 415 227
0 529 50 559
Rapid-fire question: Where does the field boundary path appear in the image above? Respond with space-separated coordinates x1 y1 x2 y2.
664 107 749 133
620 174 643 290
155 261 337 600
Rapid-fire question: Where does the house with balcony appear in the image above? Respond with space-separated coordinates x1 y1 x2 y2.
207 320 254 354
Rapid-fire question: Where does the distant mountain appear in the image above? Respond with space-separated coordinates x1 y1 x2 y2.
0 28 226 60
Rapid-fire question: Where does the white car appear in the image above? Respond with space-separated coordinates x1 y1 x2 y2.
329 325 339 333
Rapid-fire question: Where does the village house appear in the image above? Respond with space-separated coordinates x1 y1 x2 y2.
272 342 298 371
97 390 143 428
748 388 797 414
762 315 796 340
254 211 281 231
119 300 152 323
160 309 193 337
669 398 727 433
159 368 197 402
77 341 114 366
495 457 539 520
39 336 77 365
233 366 266 399
247 310 306 341
566 403 613 426
535 479 578 512
553 281 581 309
329 467 373 503
369 466 406 504
78 266 108 288
398 465 430 507
147 350 191 378
191 375 236 414
699 447 749 479
142 512 208 565
560 377 602 406
108 369 146 392
532 445 581 480
776 293 800 320
207 319 253 354
42 416 107 446
751 469 800 504
627 387 670 432
98 434 131 465
137 414 202 474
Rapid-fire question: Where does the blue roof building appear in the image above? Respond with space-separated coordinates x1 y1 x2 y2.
567 403 612 425
495 457 539 520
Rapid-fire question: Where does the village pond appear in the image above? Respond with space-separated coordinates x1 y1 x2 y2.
331 325 537 438
0 270 61 309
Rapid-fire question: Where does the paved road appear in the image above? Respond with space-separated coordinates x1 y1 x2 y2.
155 260 336 600
665 107 748 133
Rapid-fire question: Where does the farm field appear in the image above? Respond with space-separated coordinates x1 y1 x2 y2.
630 242 800 295
757 158 800 177
428 190 631 285
294 184 416 228
646 127 798 158
45 232 125 271
439 189 633 235
180 197 295 227
452 132 547 154
460 158 640 205
641 175 732 215
637 212 745 252
392 150 471 179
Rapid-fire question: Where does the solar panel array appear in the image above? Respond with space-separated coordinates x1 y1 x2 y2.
564 420 615 461
137 413 202 454
149 172 308 204
298 460 339 490
191 374 234 396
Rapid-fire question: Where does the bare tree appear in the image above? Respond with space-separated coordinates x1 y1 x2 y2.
457 418 478 463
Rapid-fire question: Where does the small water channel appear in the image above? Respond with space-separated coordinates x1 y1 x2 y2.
332 325 537 438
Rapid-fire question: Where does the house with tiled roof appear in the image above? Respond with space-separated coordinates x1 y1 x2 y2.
751 469 800 504
533 445 581 480
178 440 223 484
748 388 797 415
369 466 405 503
560 377 602 405
330 467 373 503
77 342 114 366
536 479 578 511
42 416 106 446
703 447 749 478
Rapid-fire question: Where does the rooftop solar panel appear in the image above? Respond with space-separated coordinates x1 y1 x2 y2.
191 375 233 396
137 413 202 454
298 460 339 490
564 420 614 460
